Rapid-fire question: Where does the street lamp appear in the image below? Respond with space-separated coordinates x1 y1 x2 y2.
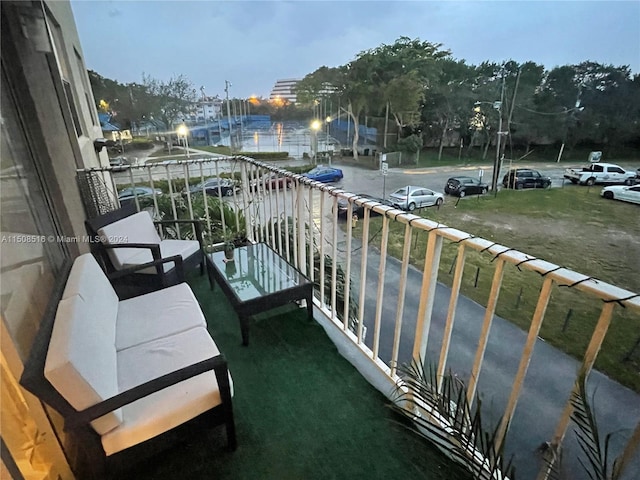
325 116 332 165
310 119 321 164
177 124 190 158
224 80 233 152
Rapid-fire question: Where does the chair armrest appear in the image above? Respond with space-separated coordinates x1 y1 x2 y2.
65 354 231 430
101 242 162 257
154 219 205 247
106 255 184 284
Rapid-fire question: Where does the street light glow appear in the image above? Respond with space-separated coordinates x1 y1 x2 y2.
310 119 321 131
176 124 190 158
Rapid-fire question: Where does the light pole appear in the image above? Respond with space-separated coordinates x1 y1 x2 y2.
177 124 190 158
310 119 321 164
224 80 233 152
325 116 331 165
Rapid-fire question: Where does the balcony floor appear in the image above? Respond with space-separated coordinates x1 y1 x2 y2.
127 273 471 479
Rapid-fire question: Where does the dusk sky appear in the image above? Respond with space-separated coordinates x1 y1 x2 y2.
71 1 640 99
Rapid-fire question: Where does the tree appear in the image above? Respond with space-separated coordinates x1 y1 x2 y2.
364 37 450 141
88 71 156 130
298 38 450 160
142 73 197 129
422 59 476 160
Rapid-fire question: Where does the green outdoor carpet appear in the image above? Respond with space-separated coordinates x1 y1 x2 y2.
127 274 471 480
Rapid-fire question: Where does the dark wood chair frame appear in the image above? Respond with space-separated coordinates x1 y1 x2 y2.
84 204 212 293
20 256 236 479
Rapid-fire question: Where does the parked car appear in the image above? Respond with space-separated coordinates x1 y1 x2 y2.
250 172 293 191
564 162 636 186
185 177 239 197
388 186 444 211
109 156 129 171
600 185 640 205
444 176 489 197
302 165 343 183
336 193 393 219
502 169 551 189
118 186 161 204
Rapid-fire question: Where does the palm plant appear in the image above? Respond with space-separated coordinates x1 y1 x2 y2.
391 359 516 480
568 373 634 480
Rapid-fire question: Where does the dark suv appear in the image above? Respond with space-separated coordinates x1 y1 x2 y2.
502 169 551 189
444 176 489 197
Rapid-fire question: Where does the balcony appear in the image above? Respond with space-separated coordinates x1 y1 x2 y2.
123 272 472 479
78 155 640 480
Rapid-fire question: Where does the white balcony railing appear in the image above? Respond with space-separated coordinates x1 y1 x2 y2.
79 155 640 480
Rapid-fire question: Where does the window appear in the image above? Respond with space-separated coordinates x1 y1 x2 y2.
48 13 84 137
1 66 69 360
63 79 83 137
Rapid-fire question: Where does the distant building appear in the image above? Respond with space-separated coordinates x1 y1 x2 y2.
269 78 301 104
192 96 223 122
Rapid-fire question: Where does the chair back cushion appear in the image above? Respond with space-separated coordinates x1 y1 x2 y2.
62 253 119 313
97 211 161 270
44 254 122 434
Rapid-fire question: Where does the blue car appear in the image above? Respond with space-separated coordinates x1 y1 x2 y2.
302 165 343 183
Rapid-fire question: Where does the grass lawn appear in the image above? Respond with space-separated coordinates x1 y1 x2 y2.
355 186 640 391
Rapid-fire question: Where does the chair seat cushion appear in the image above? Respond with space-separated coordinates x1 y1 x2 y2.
101 327 232 456
116 283 206 351
125 239 201 273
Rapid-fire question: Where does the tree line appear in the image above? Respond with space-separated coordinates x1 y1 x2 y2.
296 37 640 160
89 36 639 160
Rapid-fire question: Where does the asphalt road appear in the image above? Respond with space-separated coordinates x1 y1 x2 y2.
332 161 587 199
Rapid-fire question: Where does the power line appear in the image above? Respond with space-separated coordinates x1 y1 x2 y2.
515 105 584 116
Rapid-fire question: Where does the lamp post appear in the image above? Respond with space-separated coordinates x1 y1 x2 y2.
325 116 332 165
224 80 233 152
310 119 321 164
177 124 190 158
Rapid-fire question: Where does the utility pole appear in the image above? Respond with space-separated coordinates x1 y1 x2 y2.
491 70 506 192
225 80 233 152
383 101 389 149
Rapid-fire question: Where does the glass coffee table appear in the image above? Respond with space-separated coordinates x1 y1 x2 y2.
206 242 313 346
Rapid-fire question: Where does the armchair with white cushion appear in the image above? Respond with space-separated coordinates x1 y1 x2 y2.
85 204 210 293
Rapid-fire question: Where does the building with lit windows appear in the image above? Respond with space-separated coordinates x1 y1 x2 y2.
269 78 300 104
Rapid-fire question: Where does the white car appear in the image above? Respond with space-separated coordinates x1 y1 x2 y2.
389 185 444 211
600 185 640 205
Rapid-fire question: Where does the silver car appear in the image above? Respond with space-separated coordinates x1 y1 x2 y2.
389 185 444 211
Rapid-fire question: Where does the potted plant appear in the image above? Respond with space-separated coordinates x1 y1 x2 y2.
223 231 236 262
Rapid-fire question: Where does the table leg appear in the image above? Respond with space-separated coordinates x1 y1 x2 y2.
240 315 250 346
206 263 215 290
306 291 313 321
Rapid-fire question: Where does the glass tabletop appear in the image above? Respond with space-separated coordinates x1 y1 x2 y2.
208 243 310 302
